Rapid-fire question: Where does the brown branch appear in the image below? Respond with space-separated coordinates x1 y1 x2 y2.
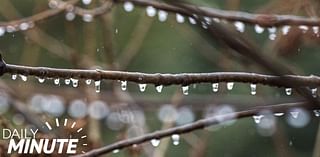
74 101 316 157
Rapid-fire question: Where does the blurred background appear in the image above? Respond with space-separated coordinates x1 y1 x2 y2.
0 0 320 156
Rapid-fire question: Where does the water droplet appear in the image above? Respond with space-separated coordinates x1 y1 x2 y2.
71 78 78 87
171 134 180 145
156 85 163 93
65 12 76 21
37 77 45 83
123 1 134 12
234 21 245 33
290 111 299 118
48 0 59 9
82 14 93 22
299 25 308 33
268 27 277 34
182 86 189 95
19 22 29 31
176 13 185 23
158 10 168 22
253 115 264 124
254 25 264 34
274 112 284 117
0 27 5 36
146 6 156 17
85 79 91 85
120 80 127 91
314 110 320 117
54 78 60 85
138 84 147 92
6 25 16 33
82 0 92 5
213 18 220 23
312 88 317 97
285 88 292 95
11 74 17 80
95 80 101 93
212 83 219 92
269 33 276 40
281 26 291 35
227 82 234 90
313 26 319 34
112 149 119 154
250 84 257 95
150 139 160 147
19 75 27 81
188 17 196 24
65 79 71 85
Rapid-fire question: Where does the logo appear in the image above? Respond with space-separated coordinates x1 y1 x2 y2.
2 118 87 155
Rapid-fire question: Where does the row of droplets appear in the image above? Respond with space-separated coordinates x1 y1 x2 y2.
11 74 318 96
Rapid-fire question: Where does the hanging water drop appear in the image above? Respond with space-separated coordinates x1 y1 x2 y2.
285 88 292 96
213 18 220 23
150 139 160 147
254 25 264 34
274 112 284 117
253 115 264 124
227 82 234 90
299 25 308 33
11 74 17 80
71 78 78 87
281 26 291 35
269 34 276 40
19 75 27 81
19 22 29 31
65 12 76 21
290 111 299 119
268 27 277 40
158 10 168 22
120 80 127 91
82 14 93 22
313 110 320 117
182 86 189 95
82 0 92 5
156 85 163 93
95 80 101 93
112 149 119 154
234 21 245 33
146 6 156 17
212 83 219 92
54 78 60 85
138 84 147 92
85 79 91 85
0 27 5 36
188 17 196 25
312 88 317 97
176 13 185 23
250 84 257 95
37 77 45 83
313 26 319 34
123 1 134 12
65 79 71 85
171 134 180 146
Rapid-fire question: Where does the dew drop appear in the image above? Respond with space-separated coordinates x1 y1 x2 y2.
274 112 284 117
6 25 16 33
268 27 277 34
285 88 292 96
65 79 71 85
250 84 257 95
171 134 180 146
48 0 59 9
71 78 78 87
37 77 45 83
269 34 276 40
11 74 17 80
290 111 299 119
312 88 317 97
213 18 220 23
313 26 319 34
150 139 160 147
299 25 308 33
123 1 134 12
158 10 168 22
204 17 211 25
234 21 245 33
176 13 185 23
19 75 27 81
146 6 156 17
65 12 76 21
120 80 127 91
85 79 91 85
188 17 197 25
0 27 5 36
138 84 147 92
254 25 264 34
54 78 60 85
253 115 264 124
95 80 101 93
82 0 92 5
156 85 163 93
281 26 291 35
112 149 119 154
19 22 29 31
227 82 234 90
212 83 219 92
313 110 320 117
82 14 93 22
182 86 189 95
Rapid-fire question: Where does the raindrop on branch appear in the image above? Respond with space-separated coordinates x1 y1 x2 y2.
158 10 168 22
285 88 292 96
146 6 156 17
212 83 219 92
6 25 16 33
227 82 234 90
11 74 17 80
0 27 5 36
312 88 317 97
313 26 319 34
171 134 180 146
299 25 308 33
188 17 196 25
85 79 91 85
65 79 71 85
71 78 78 87
95 80 101 93
253 115 264 124
48 0 59 9
150 139 160 147
313 110 320 117
234 21 245 33
213 18 220 23
82 14 93 22
138 84 147 92
250 84 257 95
123 1 134 12
53 78 59 85
19 75 27 81
281 26 291 35
254 24 264 34
274 112 284 117
176 13 185 23
19 22 29 31
156 85 163 93
65 12 76 21
182 86 189 95
268 27 277 40
37 77 45 83
82 0 92 5
120 80 127 91
112 149 119 154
